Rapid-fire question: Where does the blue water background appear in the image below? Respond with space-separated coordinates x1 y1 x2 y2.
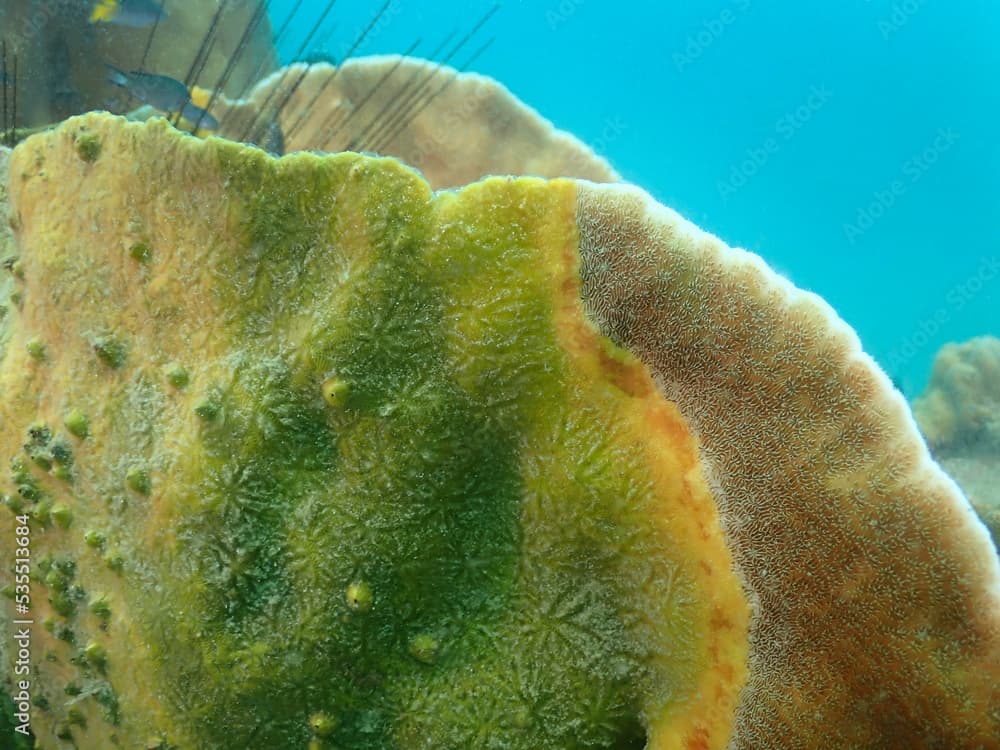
273 0 999 395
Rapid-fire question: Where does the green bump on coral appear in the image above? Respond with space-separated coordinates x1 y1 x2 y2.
130 242 152 264
345 581 373 612
49 590 76 617
165 364 190 389
85 529 107 548
44 569 65 590
126 466 152 495
89 597 112 622
67 705 86 726
75 132 102 163
193 398 220 420
3 494 24 513
64 409 90 439
27 421 52 445
93 336 127 369
30 451 53 471
309 712 337 738
50 440 73 464
51 503 73 528
408 634 440 664
31 498 52 525
25 337 46 360
84 641 108 669
56 623 75 643
104 551 124 572
94 682 122 725
16 482 41 502
321 377 350 407
10 457 31 482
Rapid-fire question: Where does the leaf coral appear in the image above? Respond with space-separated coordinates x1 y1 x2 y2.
0 114 742 749
915 335 1000 548
0 113 997 750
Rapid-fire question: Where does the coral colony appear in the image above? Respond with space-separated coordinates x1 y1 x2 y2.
0 2 997 749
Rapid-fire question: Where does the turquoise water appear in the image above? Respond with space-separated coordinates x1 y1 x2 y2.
276 0 999 394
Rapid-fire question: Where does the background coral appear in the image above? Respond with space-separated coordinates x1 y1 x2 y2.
210 58 619 189
914 336 1000 547
914 336 1000 454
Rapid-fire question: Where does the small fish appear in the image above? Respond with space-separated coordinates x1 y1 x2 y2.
107 67 219 132
106 65 189 112
90 0 168 28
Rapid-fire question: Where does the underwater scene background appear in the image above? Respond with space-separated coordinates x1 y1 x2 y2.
1 1 998 748
278 0 998 395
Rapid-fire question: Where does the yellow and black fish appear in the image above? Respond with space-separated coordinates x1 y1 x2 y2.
107 66 219 131
90 0 168 28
